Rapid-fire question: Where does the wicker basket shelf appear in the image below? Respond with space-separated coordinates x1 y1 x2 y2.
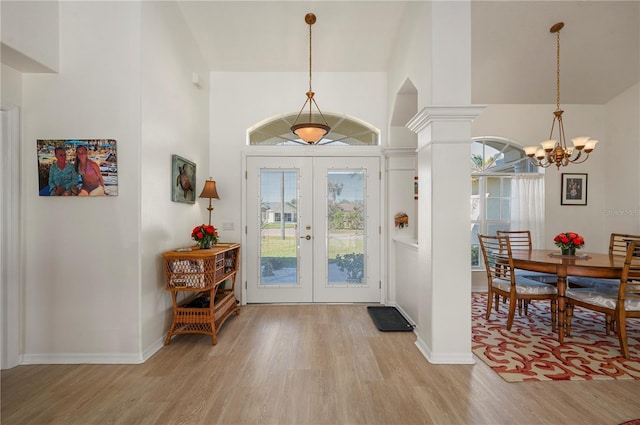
162 244 240 345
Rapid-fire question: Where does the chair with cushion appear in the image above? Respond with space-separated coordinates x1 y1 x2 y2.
566 241 640 359
569 232 640 289
497 230 557 284
479 234 557 331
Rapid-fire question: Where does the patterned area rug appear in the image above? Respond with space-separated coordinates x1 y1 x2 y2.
472 292 640 382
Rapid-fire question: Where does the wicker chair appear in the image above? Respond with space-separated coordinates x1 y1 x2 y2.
479 234 557 331
566 241 640 359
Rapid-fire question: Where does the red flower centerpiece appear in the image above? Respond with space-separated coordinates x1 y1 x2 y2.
192 224 218 249
554 232 584 256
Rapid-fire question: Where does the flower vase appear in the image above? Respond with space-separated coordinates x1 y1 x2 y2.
200 241 212 249
561 246 576 256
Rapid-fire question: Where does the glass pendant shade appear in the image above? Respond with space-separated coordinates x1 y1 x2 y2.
291 123 331 144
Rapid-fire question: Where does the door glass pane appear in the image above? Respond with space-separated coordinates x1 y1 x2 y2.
259 170 298 286
327 170 366 285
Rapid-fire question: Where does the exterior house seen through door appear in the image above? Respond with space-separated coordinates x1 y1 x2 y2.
245 156 381 303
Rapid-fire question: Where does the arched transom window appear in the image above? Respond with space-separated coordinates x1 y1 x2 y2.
248 113 380 146
471 137 536 173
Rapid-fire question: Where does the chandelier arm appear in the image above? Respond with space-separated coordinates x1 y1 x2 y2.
570 153 590 165
569 151 586 164
534 158 553 168
528 155 552 168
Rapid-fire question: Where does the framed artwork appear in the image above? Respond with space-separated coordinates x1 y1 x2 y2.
561 173 587 206
37 139 118 196
172 155 196 203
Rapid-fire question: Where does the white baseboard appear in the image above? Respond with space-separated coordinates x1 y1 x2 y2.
386 302 417 327
414 335 476 365
21 352 145 365
20 336 166 365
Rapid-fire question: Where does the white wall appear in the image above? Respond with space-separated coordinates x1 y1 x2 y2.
21 1 142 362
1 0 59 72
14 0 208 363
1 65 22 106
139 2 210 352
386 1 431 117
603 83 640 237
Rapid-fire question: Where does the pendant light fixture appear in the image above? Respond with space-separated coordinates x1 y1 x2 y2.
290 13 331 144
524 22 598 169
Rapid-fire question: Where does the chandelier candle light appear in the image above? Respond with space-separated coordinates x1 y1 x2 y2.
290 13 331 144
524 22 598 169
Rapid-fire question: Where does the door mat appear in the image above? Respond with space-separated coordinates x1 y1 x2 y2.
367 306 414 332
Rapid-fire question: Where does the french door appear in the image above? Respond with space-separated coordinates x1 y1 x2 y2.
245 156 380 303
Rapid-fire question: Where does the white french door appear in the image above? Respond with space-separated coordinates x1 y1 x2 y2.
245 156 380 303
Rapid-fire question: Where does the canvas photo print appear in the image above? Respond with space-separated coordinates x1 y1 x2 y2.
37 139 118 196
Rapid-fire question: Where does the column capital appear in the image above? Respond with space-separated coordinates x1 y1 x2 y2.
406 105 486 134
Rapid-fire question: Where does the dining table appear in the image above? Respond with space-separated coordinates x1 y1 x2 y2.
508 249 625 343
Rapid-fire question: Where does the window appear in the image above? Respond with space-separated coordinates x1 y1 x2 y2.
248 113 379 146
470 137 543 268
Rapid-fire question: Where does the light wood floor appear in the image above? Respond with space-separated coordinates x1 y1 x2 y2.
2 304 640 425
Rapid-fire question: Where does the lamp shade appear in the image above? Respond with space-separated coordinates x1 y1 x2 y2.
199 179 220 199
291 123 331 144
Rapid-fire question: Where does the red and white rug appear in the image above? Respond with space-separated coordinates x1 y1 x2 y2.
472 292 640 382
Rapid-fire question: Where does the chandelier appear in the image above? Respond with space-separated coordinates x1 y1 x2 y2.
524 22 598 169
290 13 331 144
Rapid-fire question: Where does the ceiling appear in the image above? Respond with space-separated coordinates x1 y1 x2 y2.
177 1 639 105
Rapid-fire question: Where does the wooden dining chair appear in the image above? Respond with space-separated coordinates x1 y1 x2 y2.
496 230 557 281
610 233 640 256
569 232 640 289
565 241 640 359
496 230 532 250
478 234 557 331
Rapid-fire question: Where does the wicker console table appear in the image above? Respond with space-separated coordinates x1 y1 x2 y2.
162 243 240 345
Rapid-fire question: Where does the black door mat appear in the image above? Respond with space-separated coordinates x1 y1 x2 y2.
367 306 414 332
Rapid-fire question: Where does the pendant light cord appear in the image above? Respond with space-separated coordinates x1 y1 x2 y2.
556 29 561 110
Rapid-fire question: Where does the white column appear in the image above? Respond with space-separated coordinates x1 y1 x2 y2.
407 1 485 364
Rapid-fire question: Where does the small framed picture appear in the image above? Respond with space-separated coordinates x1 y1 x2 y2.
172 155 196 204
561 173 587 206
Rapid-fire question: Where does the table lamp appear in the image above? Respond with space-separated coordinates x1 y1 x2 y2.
199 178 220 225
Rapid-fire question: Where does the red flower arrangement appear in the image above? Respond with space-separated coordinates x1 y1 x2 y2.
192 224 218 248
554 232 584 254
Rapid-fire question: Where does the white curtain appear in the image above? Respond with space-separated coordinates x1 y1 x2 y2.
511 176 545 248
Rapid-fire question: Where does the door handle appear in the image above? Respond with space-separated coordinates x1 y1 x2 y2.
300 235 312 240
